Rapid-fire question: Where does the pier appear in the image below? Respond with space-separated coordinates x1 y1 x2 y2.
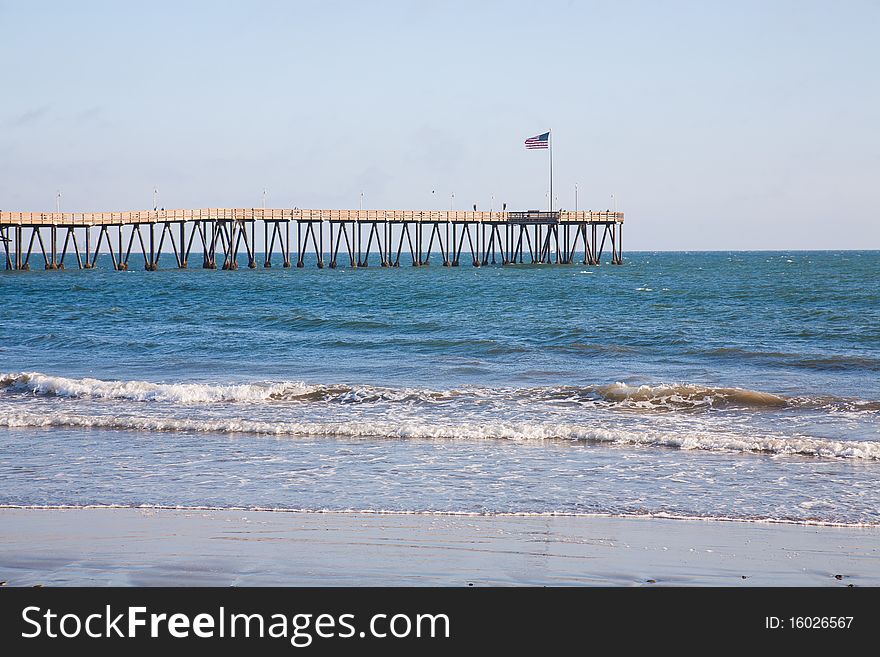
0 208 623 271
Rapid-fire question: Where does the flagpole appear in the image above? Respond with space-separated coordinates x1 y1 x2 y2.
549 130 553 213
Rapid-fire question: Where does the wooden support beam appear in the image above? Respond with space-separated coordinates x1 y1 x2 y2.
180 222 188 268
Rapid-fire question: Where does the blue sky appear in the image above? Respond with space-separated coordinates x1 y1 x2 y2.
1 0 878 249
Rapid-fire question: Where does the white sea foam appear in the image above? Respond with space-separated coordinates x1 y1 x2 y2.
0 372 321 404
0 504 874 528
2 409 878 459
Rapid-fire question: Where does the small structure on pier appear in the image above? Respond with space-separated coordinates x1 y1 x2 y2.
0 208 623 271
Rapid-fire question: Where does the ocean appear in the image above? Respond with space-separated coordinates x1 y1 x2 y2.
2 251 879 526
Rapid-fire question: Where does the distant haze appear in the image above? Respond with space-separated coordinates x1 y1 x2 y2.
1 0 878 250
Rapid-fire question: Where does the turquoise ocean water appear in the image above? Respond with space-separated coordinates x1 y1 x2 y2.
2 251 879 525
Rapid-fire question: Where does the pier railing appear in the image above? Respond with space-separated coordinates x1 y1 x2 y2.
0 208 624 227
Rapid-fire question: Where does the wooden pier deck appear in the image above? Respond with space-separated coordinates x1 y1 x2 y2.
0 208 624 271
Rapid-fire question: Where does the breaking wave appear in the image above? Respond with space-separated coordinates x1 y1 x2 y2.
3 371 879 413
592 382 788 409
2 409 879 459
0 372 451 405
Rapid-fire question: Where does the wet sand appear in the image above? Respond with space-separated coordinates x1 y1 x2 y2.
0 508 877 586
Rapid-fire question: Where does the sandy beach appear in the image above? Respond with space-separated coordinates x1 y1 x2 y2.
1 508 877 586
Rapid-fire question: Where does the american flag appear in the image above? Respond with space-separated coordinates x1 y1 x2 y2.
524 132 550 149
